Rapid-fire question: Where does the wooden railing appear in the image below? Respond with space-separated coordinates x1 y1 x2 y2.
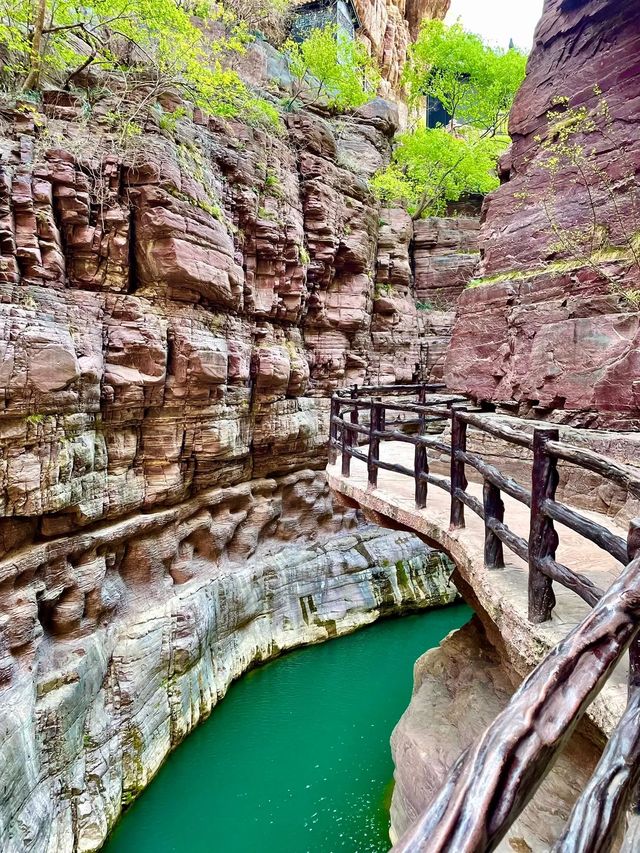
329 383 640 853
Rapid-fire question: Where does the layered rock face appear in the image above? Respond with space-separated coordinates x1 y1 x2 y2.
412 216 480 379
351 0 450 94
2 485 457 852
414 217 480 309
445 0 640 427
0 38 464 847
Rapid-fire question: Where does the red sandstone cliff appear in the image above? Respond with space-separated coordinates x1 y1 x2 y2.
445 0 640 427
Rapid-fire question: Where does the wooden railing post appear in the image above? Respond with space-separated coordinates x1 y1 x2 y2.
415 439 428 509
483 480 505 568
528 428 559 623
341 409 352 477
449 406 467 529
329 395 339 464
418 383 427 433
628 519 640 698
341 385 358 478
368 398 381 489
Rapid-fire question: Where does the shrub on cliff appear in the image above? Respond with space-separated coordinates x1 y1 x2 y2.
372 21 527 218
372 127 505 217
282 24 380 112
404 20 527 134
0 0 280 129
223 0 292 44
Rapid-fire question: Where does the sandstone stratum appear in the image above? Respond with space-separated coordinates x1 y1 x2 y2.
0 0 475 848
445 0 640 428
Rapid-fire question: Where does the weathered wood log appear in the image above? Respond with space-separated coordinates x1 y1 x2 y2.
418 383 427 434
546 440 640 500
552 682 640 853
415 440 428 509
377 428 450 455
341 387 358 476
331 417 370 439
483 481 505 569
339 382 446 395
423 472 452 494
628 520 640 697
453 486 483 520
541 499 627 564
485 517 529 563
378 402 456 418
329 396 339 464
371 457 415 479
338 445 369 465
392 555 640 853
460 411 534 450
450 408 468 529
529 429 559 623
368 400 381 489
538 556 603 608
457 450 531 507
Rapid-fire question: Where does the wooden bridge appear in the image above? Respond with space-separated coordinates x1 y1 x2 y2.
327 383 640 853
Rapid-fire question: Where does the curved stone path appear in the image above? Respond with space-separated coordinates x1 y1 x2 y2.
327 440 629 737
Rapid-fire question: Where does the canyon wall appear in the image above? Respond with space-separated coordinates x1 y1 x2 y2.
2 489 457 851
0 3 463 842
445 0 640 428
350 0 450 94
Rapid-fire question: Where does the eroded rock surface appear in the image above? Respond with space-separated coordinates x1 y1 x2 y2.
0 39 465 849
0 464 458 852
414 217 480 309
445 0 640 426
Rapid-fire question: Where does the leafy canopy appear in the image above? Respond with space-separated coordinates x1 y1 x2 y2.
0 0 280 129
283 24 380 112
404 20 527 133
371 127 507 216
372 20 527 218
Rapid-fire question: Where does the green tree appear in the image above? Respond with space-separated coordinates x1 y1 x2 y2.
282 24 380 112
372 20 527 218
0 0 280 129
371 127 505 217
403 20 527 134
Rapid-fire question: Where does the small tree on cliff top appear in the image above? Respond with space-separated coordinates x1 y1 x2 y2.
0 0 280 129
282 24 381 112
372 21 527 218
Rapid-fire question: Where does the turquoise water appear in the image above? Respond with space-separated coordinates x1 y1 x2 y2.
104 604 470 853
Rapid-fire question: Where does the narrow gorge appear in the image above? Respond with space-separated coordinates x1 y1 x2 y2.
1 0 639 850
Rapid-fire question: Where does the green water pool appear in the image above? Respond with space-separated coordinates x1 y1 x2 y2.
104 603 471 853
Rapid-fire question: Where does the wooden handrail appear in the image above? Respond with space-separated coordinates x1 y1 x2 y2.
328 383 640 852
330 385 640 615
393 554 640 853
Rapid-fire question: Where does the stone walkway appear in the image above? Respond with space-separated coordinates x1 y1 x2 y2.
327 440 630 737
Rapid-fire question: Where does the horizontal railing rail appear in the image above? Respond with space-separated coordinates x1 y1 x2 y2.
328 382 640 852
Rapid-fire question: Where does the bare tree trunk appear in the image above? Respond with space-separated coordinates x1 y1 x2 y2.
22 0 47 91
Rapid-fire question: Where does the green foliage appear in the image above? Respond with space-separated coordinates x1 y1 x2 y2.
0 0 281 131
372 21 526 218
283 24 380 112
372 127 506 217
223 0 292 44
403 20 527 133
